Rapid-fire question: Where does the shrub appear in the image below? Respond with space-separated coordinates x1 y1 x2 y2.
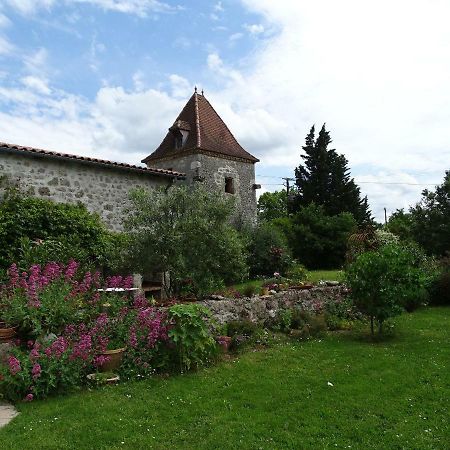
286 264 308 285
226 320 261 350
0 189 123 277
324 296 362 330
428 256 450 306
346 244 430 335
167 304 217 371
248 222 293 277
274 204 357 269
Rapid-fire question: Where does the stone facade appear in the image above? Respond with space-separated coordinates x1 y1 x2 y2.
0 150 176 231
150 152 258 225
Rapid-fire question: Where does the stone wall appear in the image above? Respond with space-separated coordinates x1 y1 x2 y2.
150 153 258 225
199 286 347 325
0 150 175 231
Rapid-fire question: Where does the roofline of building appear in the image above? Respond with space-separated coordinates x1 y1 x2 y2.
0 142 186 179
142 146 259 165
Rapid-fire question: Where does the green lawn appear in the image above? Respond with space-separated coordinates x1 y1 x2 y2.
306 269 343 283
1 308 448 449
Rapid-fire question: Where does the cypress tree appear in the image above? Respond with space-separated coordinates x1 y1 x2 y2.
294 124 372 225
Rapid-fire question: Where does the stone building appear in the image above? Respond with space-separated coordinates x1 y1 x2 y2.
142 89 260 225
0 90 259 229
0 144 184 231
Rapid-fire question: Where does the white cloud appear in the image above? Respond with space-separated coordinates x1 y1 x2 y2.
229 32 243 42
23 47 49 73
0 13 12 28
20 76 51 95
201 0 450 221
4 0 55 15
244 23 264 35
0 36 14 55
169 74 191 99
214 2 224 12
4 0 177 17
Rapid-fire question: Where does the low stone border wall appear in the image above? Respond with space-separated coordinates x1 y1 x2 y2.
198 286 348 325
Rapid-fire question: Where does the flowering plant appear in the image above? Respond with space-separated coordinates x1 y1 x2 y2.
0 261 100 337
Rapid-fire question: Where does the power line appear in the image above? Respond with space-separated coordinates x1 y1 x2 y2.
256 174 440 186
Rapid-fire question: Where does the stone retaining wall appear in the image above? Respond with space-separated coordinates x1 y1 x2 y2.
198 286 347 325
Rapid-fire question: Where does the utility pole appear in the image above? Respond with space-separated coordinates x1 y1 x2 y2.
282 177 295 198
384 207 387 226
282 177 295 215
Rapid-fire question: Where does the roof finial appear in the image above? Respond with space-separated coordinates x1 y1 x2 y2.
201 89 204 96
194 86 197 93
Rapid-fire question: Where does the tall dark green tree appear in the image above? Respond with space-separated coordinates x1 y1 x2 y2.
294 124 372 224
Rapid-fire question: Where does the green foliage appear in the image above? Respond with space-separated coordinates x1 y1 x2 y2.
346 244 430 334
293 124 373 225
0 341 85 403
257 190 288 221
275 204 357 269
248 222 293 276
225 320 270 350
0 189 122 275
387 172 450 257
428 256 450 306
408 171 450 256
285 263 308 284
0 309 448 449
324 296 361 330
168 304 217 371
125 185 248 297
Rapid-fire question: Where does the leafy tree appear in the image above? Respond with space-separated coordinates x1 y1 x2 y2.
274 204 357 269
408 171 450 256
387 172 450 256
257 190 288 221
294 124 372 225
386 209 414 242
124 185 248 297
346 244 430 335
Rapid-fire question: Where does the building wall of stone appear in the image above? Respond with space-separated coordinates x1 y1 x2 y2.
0 150 174 231
149 153 258 225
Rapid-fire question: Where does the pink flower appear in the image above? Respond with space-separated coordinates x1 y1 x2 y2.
32 363 42 380
24 393 34 402
65 260 79 281
7 263 19 288
8 356 21 375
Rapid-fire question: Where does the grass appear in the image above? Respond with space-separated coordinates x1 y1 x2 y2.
307 269 344 283
1 307 448 449
231 269 344 295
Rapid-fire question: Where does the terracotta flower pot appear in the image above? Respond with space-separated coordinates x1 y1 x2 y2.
216 336 232 352
0 322 17 342
98 347 126 372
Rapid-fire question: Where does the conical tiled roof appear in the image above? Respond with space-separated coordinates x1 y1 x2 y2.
142 91 259 164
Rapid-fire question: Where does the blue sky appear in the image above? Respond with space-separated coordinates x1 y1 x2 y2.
1 0 449 221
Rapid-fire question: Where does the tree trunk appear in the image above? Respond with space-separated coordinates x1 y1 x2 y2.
378 321 383 335
370 316 374 335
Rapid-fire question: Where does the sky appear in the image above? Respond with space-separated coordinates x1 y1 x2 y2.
0 0 449 222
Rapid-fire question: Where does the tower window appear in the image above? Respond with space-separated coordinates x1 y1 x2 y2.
225 177 235 194
174 133 183 149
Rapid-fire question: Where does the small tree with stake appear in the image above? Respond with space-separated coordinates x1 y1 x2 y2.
345 244 429 335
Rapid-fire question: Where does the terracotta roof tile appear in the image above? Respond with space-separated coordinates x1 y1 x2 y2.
142 92 259 164
0 142 185 178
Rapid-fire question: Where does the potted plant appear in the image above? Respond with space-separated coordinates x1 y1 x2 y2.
0 297 20 342
95 314 130 373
